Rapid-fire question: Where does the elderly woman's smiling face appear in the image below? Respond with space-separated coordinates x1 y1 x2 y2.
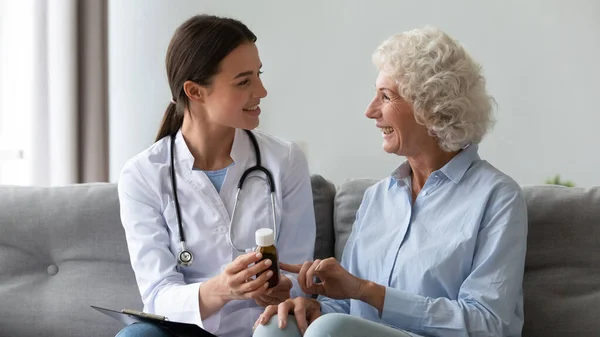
365 71 432 157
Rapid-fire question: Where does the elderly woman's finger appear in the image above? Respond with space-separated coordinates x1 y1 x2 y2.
257 304 279 326
297 261 314 293
293 300 309 334
276 299 295 329
254 305 276 331
305 259 321 289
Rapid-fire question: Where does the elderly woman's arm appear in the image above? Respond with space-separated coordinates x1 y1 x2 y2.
361 186 528 337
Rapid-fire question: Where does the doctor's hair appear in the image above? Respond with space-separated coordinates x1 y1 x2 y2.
155 14 257 142
372 26 496 152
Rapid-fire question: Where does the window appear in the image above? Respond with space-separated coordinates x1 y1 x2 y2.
0 0 35 185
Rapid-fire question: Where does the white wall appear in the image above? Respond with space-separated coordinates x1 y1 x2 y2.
109 0 600 187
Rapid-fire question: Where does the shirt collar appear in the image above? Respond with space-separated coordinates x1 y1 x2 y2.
173 128 249 171
389 161 412 189
388 142 480 188
439 143 480 184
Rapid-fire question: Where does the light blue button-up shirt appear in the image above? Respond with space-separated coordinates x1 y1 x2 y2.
320 144 528 337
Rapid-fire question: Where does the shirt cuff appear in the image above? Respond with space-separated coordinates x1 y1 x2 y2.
197 282 222 332
319 300 339 314
381 286 426 331
153 282 220 332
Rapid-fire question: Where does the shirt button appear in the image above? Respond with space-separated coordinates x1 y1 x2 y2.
217 226 227 234
422 191 428 196
47 265 58 276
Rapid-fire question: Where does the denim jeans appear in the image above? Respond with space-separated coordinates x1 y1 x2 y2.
115 322 174 337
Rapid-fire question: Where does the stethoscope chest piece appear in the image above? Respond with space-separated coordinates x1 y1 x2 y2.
177 241 193 267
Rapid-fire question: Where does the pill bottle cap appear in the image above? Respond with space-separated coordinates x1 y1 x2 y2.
255 228 274 247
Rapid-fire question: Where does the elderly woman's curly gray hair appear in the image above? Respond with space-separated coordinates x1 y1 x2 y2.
372 27 496 152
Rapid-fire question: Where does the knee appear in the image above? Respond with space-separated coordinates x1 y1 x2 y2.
115 322 172 337
304 313 351 336
253 315 302 337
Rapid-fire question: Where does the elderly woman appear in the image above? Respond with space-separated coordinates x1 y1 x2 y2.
253 26 527 337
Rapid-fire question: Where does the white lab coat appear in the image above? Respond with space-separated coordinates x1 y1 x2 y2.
117 128 316 337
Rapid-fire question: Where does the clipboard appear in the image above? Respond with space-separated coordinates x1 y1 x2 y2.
91 305 217 337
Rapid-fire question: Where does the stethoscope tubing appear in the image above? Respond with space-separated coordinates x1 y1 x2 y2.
170 129 277 266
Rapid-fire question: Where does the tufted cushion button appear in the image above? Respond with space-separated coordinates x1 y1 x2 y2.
47 265 58 276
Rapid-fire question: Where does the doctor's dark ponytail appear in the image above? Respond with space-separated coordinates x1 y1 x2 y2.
155 102 182 142
155 14 257 142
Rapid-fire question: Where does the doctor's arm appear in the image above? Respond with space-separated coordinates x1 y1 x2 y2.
276 142 317 299
118 160 271 329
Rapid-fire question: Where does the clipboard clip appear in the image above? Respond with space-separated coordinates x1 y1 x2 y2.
121 309 169 321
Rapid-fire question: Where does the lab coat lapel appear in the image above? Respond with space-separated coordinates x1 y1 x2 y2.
220 129 252 218
174 130 231 223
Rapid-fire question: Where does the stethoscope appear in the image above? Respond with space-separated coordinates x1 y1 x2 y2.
170 129 277 267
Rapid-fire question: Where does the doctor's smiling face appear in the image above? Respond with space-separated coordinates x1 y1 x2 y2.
157 15 266 142
192 42 267 131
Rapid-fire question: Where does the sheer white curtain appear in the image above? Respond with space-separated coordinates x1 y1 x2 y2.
0 0 108 186
0 0 35 185
46 0 78 185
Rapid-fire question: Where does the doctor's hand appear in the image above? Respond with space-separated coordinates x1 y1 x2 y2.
253 297 322 335
254 273 292 307
213 252 274 301
280 258 365 300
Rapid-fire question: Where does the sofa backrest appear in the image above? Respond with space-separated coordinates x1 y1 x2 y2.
520 185 600 336
1 177 598 337
310 175 337 260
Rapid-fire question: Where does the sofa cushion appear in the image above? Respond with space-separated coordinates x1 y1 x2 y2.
333 179 378 260
0 183 142 337
310 175 337 260
521 185 600 337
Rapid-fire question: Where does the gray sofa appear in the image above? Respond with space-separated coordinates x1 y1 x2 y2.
1 175 598 336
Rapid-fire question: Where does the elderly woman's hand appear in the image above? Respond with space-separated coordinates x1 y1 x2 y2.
280 258 366 300
253 297 322 335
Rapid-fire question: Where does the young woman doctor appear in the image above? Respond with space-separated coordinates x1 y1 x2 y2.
115 15 316 337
